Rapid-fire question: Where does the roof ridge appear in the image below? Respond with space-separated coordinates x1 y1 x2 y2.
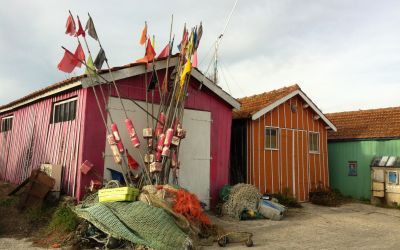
326 106 400 116
237 84 300 101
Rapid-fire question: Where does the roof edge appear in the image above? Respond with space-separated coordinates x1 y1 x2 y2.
1 54 240 113
251 89 337 131
328 136 400 142
0 80 82 114
190 68 241 109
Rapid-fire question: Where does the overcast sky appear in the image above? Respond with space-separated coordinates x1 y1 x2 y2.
1 0 399 113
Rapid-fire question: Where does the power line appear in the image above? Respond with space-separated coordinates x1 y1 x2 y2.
219 64 232 95
220 59 246 96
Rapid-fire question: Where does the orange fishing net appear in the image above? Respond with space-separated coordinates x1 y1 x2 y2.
164 188 211 226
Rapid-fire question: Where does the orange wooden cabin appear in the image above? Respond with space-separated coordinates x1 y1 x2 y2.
230 84 336 201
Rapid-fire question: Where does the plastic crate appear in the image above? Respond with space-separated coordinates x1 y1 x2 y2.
99 187 139 202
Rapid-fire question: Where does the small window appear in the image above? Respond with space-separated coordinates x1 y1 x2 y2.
1 116 13 132
388 171 398 185
52 98 77 124
265 127 279 149
309 132 319 153
348 161 357 176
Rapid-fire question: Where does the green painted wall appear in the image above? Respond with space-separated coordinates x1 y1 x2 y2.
328 139 400 199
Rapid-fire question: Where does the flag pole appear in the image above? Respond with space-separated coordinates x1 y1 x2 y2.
87 13 152 184
158 14 174 116
68 10 133 185
77 15 137 186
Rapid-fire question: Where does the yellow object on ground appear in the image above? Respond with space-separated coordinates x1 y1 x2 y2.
99 187 139 202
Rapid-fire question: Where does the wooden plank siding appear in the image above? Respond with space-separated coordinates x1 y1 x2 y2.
0 88 86 197
246 95 329 201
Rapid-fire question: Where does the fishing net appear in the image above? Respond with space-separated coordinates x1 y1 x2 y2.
222 183 261 219
74 200 191 250
165 188 211 226
138 191 191 232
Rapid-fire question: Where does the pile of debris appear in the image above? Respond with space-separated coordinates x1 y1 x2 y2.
65 17 216 249
72 183 216 249
221 183 288 221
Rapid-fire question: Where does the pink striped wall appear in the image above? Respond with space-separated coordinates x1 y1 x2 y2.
0 88 87 197
1 68 233 205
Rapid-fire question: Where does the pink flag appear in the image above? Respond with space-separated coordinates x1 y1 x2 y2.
74 44 85 68
157 43 170 59
191 51 198 68
57 48 78 73
65 14 76 36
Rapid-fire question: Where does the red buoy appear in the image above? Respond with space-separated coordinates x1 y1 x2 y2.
125 118 140 148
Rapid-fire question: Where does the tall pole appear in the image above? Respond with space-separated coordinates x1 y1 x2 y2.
87 13 152 185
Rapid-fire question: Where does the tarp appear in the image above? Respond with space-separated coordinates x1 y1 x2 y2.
75 201 191 250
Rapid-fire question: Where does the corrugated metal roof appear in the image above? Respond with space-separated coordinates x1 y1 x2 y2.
326 107 400 140
0 57 159 113
0 54 239 113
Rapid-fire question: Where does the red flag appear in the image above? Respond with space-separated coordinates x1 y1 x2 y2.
57 48 78 73
74 44 85 68
146 38 156 62
75 16 85 37
157 43 170 59
126 150 139 170
65 14 76 36
135 38 156 64
139 22 147 45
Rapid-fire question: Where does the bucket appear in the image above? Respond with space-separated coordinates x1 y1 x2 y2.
258 199 285 221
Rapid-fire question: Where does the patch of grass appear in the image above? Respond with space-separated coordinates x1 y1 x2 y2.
271 188 302 208
309 186 345 207
359 197 370 203
0 197 17 207
26 207 45 222
48 203 79 233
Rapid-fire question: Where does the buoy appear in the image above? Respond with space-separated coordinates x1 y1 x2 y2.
143 127 153 138
155 151 162 162
107 134 122 164
111 123 124 153
155 112 166 137
125 118 140 148
164 128 173 147
156 133 165 151
171 136 180 146
161 146 170 157
150 162 162 172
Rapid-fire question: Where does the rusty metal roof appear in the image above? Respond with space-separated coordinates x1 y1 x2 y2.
233 84 301 119
326 107 400 140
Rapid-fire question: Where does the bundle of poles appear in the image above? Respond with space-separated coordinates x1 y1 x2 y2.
60 11 203 188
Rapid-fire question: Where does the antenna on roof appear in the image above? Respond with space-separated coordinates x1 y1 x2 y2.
213 0 238 85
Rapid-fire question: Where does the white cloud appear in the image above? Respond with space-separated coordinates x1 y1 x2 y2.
0 0 400 113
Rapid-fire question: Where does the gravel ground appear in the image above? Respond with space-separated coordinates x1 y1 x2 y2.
209 202 400 249
1 202 400 249
0 238 49 250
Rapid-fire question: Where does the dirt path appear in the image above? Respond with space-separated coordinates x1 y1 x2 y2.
2 202 400 249
210 202 400 249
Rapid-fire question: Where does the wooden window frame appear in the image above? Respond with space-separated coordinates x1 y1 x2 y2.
308 131 320 154
51 97 78 124
1 115 13 133
265 126 279 150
